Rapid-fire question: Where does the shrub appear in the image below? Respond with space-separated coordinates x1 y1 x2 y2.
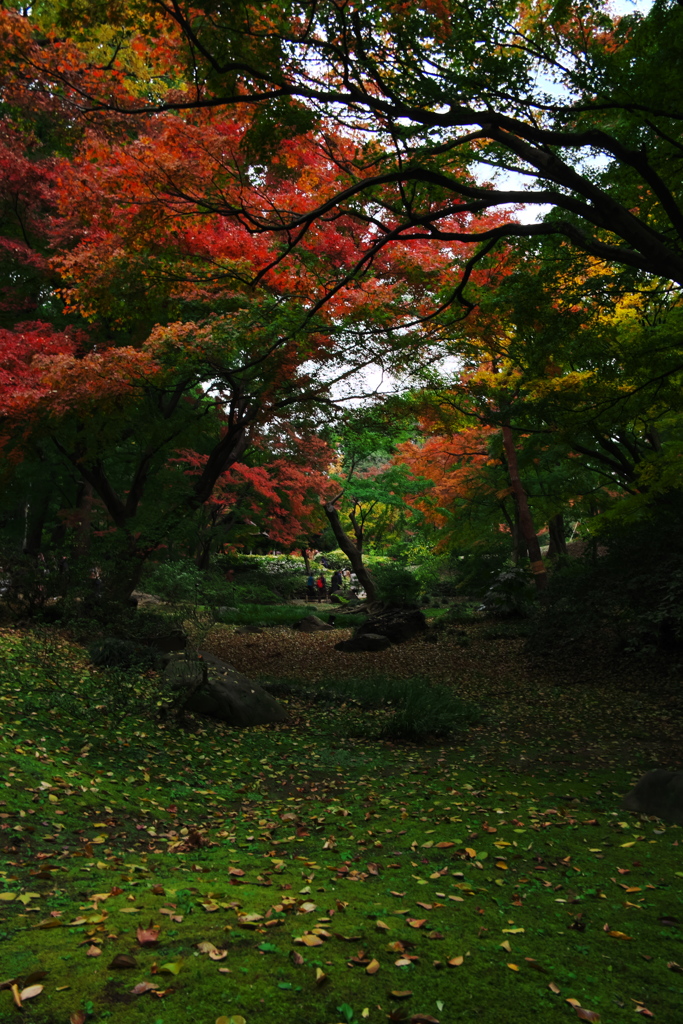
481 565 536 618
527 499 683 668
372 563 421 606
88 637 160 671
333 675 481 742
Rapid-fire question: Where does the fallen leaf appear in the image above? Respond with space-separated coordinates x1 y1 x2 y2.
197 941 219 954
108 954 137 969
70 1013 86 1024
499 941 511 953
507 963 520 972
366 959 380 975
549 983 561 995
298 934 323 947
390 990 412 999
21 972 47 988
290 951 304 966
667 962 683 974
136 922 160 946
376 920 390 931
608 931 632 940
86 945 101 957
315 967 328 985
209 950 228 961
130 981 159 995
158 962 181 975
407 918 426 929
19 984 43 1000
447 956 464 967
575 1009 600 1022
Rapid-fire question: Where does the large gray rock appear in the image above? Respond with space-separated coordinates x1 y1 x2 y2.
335 632 392 653
622 769 683 824
356 608 427 644
163 650 288 727
292 615 334 633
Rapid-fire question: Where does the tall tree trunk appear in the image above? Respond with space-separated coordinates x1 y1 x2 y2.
302 548 312 574
323 501 378 603
23 490 49 556
547 512 568 558
196 536 212 570
501 423 547 591
73 482 94 558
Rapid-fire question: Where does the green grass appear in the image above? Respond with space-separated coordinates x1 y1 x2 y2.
0 627 682 1024
196 603 367 631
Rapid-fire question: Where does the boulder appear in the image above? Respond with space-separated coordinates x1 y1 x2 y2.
141 627 187 653
130 591 163 607
335 632 392 653
163 650 288 727
622 769 683 824
292 615 335 633
356 608 427 644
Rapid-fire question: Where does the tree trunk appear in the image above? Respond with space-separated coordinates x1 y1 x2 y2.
501 423 547 591
22 490 49 556
323 502 378 603
73 482 94 558
547 513 568 558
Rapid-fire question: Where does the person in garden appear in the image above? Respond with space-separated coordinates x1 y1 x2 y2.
316 575 327 602
306 573 316 602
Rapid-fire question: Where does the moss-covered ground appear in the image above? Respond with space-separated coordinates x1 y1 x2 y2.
0 621 682 1024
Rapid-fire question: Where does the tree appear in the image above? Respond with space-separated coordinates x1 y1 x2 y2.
16 0 683 299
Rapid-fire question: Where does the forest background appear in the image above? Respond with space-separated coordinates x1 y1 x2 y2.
1 0 683 659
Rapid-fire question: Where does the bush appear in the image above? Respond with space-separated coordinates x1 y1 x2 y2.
332 675 481 742
372 563 421 606
527 499 683 668
88 637 160 671
481 565 537 618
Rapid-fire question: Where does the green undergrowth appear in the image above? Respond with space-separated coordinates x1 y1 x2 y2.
0 628 682 1024
198 604 367 631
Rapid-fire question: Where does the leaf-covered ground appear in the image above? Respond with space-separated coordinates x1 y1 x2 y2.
1 621 682 1024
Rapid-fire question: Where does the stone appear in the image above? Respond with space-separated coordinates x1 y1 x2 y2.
292 614 335 633
356 608 427 644
622 769 683 825
130 591 163 607
163 650 288 727
141 627 187 653
335 632 392 653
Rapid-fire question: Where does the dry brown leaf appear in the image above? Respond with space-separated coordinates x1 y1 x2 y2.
575 1009 601 1022
366 959 380 975
136 922 160 947
130 981 160 995
19 984 43 1001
